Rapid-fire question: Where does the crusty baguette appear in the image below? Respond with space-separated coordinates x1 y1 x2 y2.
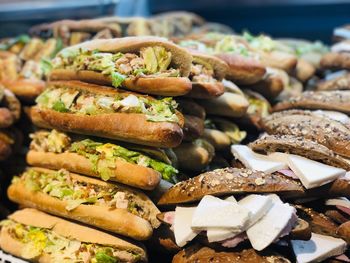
0 208 146 262
172 245 290 263
249 134 350 170
29 80 184 148
1 78 45 102
8 167 160 240
50 69 192 97
273 91 350 114
295 58 316 82
202 128 231 151
197 92 249 118
321 52 350 70
261 110 350 158
158 167 304 205
183 115 204 141
27 150 161 190
259 50 298 73
316 72 350 91
216 54 266 85
173 141 214 172
244 73 284 100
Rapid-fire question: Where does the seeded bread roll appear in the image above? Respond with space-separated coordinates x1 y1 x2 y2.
321 52 350 70
261 110 350 158
273 91 350 115
317 73 350 91
249 134 350 170
158 167 304 205
172 245 291 263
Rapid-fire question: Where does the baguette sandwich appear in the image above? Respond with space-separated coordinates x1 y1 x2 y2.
178 35 266 85
321 40 350 70
0 85 20 128
316 72 350 91
27 129 178 189
8 167 160 240
186 51 228 99
260 110 350 158
49 37 193 96
0 208 147 262
29 80 184 148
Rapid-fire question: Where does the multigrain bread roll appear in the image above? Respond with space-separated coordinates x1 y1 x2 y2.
273 91 350 115
0 208 147 262
261 110 350 158
8 167 160 240
49 36 193 96
29 80 184 148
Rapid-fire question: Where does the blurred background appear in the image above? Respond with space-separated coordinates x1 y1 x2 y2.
0 0 349 43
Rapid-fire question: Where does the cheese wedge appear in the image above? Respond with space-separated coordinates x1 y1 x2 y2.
247 202 296 251
238 194 273 228
231 145 287 173
292 233 347 263
174 206 200 247
288 154 345 189
326 197 350 208
191 195 250 231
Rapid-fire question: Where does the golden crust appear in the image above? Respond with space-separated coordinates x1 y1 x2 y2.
321 52 350 70
49 69 192 96
246 73 284 100
8 168 160 240
2 79 45 102
259 51 297 73
186 82 225 99
27 150 161 190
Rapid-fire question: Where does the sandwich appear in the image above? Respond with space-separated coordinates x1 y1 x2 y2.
0 85 20 129
29 80 184 148
203 117 246 151
321 40 350 70
325 197 350 225
273 90 350 115
316 71 350 91
185 50 228 99
197 79 249 118
172 245 291 263
157 193 310 252
231 135 350 197
241 32 298 73
173 138 215 172
49 37 193 96
8 167 160 240
27 129 178 189
178 34 266 85
242 67 284 100
0 208 147 262
30 19 122 46
260 110 350 158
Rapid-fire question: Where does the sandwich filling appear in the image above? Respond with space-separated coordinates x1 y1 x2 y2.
35 85 179 123
190 57 216 83
30 130 178 182
205 118 246 144
0 220 141 262
12 168 159 227
52 46 180 88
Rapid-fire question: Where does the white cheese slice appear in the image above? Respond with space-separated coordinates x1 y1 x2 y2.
225 196 237 203
174 206 199 247
292 233 347 263
206 228 240 243
313 110 350 124
266 194 284 205
288 154 345 189
246 202 295 251
326 197 350 208
231 145 287 173
191 195 250 231
238 194 273 227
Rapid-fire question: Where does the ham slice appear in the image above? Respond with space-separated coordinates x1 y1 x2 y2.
278 169 299 179
221 233 248 248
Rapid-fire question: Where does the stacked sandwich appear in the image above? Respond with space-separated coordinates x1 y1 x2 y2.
2 36 204 262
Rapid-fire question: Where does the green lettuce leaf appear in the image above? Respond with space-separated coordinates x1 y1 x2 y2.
95 249 117 263
111 71 126 87
52 100 68 112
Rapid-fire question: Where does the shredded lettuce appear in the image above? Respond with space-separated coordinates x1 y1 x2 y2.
52 100 68 113
95 249 117 263
111 71 126 87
